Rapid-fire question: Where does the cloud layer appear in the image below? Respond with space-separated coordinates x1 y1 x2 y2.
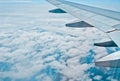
0 3 120 81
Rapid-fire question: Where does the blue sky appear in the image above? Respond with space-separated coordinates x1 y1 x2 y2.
0 0 120 11
35 0 120 11
34 0 45 3
1 0 120 6
0 0 119 13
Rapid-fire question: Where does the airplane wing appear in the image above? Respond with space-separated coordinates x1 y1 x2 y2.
47 0 120 68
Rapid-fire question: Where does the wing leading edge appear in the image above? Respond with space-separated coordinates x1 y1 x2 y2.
47 0 120 68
